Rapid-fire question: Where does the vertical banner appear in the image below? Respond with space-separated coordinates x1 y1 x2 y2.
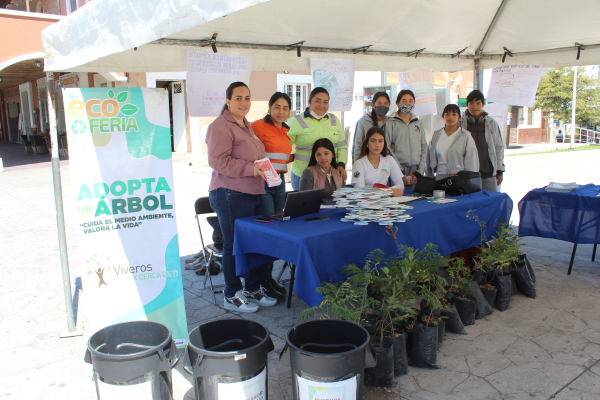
397 70 437 116
487 64 543 107
310 58 355 111
63 88 188 346
186 50 253 116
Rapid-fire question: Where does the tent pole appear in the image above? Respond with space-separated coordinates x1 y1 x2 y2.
570 66 578 149
46 71 80 336
474 59 481 91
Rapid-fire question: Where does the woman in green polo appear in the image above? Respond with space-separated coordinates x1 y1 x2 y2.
287 87 348 190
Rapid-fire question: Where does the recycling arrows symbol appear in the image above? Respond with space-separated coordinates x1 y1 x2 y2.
71 119 87 134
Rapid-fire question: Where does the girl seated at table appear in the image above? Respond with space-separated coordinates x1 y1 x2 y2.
299 138 344 203
425 104 479 178
352 127 405 197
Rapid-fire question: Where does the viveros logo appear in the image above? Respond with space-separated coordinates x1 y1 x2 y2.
68 89 140 134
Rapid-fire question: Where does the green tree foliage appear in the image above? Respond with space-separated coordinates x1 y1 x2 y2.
534 67 600 125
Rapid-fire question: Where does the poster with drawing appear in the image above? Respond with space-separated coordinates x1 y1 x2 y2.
186 50 253 116
397 70 437 116
487 64 543 107
310 58 355 111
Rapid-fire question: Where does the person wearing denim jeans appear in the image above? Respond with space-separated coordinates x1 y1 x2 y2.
206 82 278 313
251 92 294 301
209 188 271 298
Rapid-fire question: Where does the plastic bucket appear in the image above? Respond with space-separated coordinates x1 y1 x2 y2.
183 319 274 400
279 320 376 400
84 321 179 400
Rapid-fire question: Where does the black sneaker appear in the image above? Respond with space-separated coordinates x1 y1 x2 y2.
261 280 286 303
267 277 287 295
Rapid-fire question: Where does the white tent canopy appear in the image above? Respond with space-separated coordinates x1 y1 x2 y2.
43 0 600 73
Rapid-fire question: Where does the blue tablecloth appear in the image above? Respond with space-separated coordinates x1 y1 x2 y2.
518 184 600 244
234 190 513 307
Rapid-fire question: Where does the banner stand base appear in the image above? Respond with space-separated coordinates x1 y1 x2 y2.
60 326 85 338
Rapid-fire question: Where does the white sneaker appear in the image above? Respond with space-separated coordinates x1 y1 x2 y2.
224 291 259 313
244 287 278 307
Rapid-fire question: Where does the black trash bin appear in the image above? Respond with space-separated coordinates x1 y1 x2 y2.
183 319 274 400
279 320 376 400
84 321 179 399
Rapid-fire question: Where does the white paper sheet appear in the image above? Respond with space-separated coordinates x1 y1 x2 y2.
397 70 437 116
311 59 355 111
297 375 357 400
487 64 543 107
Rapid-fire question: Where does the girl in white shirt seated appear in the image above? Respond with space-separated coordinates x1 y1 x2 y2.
425 104 479 179
352 127 405 197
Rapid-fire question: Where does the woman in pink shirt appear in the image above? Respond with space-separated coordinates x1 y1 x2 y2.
207 82 277 313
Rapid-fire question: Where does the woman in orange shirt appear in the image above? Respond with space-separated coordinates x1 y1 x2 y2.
251 92 293 301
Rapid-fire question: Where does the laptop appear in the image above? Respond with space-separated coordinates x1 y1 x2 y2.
265 189 323 221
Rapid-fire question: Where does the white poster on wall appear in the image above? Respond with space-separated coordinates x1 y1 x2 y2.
460 102 509 142
487 64 543 107
397 70 437 116
186 50 253 116
310 58 355 111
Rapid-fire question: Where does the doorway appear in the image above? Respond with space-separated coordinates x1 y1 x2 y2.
6 102 20 142
156 80 187 153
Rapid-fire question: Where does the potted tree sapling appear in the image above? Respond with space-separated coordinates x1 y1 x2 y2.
485 221 521 311
410 243 448 369
446 257 478 326
366 226 417 383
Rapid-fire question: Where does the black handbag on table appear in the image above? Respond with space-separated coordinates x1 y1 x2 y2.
436 171 482 196
414 176 437 196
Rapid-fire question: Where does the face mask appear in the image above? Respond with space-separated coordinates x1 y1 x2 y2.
374 105 389 117
398 104 415 114
310 110 327 119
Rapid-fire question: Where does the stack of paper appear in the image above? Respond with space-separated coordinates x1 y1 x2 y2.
332 188 413 225
545 182 578 193
428 198 458 204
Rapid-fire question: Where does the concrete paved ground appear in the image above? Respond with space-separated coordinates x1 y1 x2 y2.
0 147 599 399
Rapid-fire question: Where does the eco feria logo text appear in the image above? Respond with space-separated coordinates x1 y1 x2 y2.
68 89 139 134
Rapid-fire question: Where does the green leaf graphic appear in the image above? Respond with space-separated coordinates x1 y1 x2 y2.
108 89 115 99
117 91 128 103
120 103 139 116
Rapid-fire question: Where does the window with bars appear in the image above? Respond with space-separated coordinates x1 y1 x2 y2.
285 84 308 113
68 0 78 14
527 108 534 126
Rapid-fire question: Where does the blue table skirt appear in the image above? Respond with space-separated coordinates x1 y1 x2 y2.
234 190 513 307
518 184 600 244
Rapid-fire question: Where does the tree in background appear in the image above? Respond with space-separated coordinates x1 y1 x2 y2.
534 67 600 126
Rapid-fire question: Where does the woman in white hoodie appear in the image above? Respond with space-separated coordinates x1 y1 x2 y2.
385 90 428 188
352 92 390 161
426 104 479 178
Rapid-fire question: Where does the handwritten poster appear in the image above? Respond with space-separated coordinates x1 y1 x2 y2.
397 70 437 116
297 375 357 400
487 64 543 108
310 58 355 111
186 50 253 116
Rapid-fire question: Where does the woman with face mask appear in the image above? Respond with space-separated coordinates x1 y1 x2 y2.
425 104 479 178
287 87 348 191
352 91 391 161
386 90 428 189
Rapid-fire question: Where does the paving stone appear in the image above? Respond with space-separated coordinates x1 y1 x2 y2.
545 310 590 333
504 338 552 369
533 328 590 353
449 375 502 399
465 350 512 377
416 369 469 394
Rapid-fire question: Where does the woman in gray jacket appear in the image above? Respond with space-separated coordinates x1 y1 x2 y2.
426 104 479 178
352 91 390 161
385 90 427 188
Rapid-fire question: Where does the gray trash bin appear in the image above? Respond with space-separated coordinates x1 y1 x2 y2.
84 321 179 399
183 319 274 400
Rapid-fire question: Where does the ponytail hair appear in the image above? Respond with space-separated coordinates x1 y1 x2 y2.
221 81 251 114
370 91 391 126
